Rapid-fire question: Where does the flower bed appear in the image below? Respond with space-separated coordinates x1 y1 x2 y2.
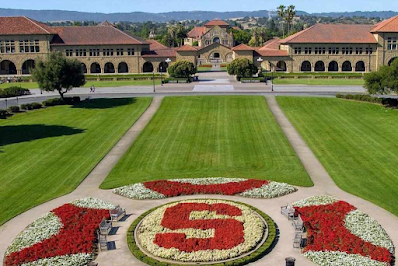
5 198 117 266
114 178 297 199
292 196 394 266
130 199 277 265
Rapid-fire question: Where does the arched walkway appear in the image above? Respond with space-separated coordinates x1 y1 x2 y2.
301 61 311 72
81 63 87 74
388 57 397 66
342 61 352 72
328 61 338 72
314 61 325 72
90 63 101 74
355 61 365 72
0 60 17 75
118 62 128 73
276 61 287 72
158 62 168 73
104 63 115 74
225 53 233 63
143 62 154 73
22 60 35 75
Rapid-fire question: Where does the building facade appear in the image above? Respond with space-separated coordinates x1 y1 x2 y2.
0 16 398 76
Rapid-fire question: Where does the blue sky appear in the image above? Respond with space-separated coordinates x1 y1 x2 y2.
1 0 396 13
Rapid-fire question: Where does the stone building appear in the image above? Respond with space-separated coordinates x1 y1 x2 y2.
0 16 398 76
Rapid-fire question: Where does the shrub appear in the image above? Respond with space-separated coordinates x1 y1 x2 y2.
0 109 9 117
168 61 197 78
30 102 43 110
0 87 31 98
42 98 65 107
8 106 20 113
227 58 258 80
21 103 33 110
336 94 383 104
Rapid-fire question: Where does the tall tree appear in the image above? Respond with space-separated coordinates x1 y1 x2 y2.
277 5 286 37
286 5 297 35
364 59 398 94
32 52 85 100
167 25 177 47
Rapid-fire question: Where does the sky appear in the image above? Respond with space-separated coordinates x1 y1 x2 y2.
0 0 396 14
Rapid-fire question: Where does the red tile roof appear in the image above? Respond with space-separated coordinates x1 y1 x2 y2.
371 15 398 33
175 44 198 51
51 25 148 46
0 16 55 35
187 27 207 38
231 44 255 51
147 39 168 50
142 49 176 58
205 20 229 27
281 24 377 44
255 49 289 57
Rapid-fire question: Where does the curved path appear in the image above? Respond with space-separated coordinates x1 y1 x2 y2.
1 95 397 266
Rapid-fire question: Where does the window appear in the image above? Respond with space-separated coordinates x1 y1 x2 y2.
128 48 135 55
387 38 392 50
366 47 373 54
103 49 114 56
315 47 325 54
356 47 363 54
19 40 39 53
393 38 397 50
75 49 87 56
342 47 353 55
0 40 16 54
117 49 124 56
305 47 312 54
294 47 302 54
89 49 100 56
66 49 73 56
329 47 339 54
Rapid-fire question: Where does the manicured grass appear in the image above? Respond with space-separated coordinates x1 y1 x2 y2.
0 80 161 90
0 98 152 225
277 97 398 216
272 78 364 86
101 96 312 189
197 67 212 72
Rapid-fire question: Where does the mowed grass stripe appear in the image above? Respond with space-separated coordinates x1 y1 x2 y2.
277 97 398 216
101 96 312 189
0 98 152 225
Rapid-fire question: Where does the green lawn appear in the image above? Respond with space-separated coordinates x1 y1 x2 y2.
273 78 364 86
101 96 312 189
277 97 398 216
0 98 152 225
0 80 161 89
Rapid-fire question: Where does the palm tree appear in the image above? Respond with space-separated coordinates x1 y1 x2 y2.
168 25 177 47
277 5 286 38
286 5 297 35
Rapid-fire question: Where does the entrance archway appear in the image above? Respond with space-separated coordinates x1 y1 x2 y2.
342 61 352 72
81 63 87 74
104 62 115 73
315 61 325 72
355 61 365 72
276 61 287 72
225 53 233 63
22 60 35 74
388 57 397 66
90 63 101 74
158 62 168 73
328 61 338 72
0 60 17 75
118 62 128 73
301 61 311 72
143 62 154 73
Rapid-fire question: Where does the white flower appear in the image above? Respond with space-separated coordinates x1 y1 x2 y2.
169 177 247 185
304 251 389 266
239 181 297 198
21 253 94 266
113 183 166 199
292 195 339 208
70 197 117 210
345 210 395 253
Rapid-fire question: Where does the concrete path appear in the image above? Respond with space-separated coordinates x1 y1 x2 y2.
1 94 397 266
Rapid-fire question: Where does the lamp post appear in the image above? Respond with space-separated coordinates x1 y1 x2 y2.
153 71 155 93
165 58 171 86
269 62 274 92
257 57 266 90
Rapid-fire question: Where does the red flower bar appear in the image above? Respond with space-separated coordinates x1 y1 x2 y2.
144 179 269 197
295 201 393 265
5 204 110 266
154 203 244 252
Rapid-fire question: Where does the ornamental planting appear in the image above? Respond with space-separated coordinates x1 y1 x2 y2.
135 199 267 263
5 198 117 266
113 177 297 199
292 196 395 266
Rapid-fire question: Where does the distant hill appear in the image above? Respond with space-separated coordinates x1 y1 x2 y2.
0 8 396 23
311 11 398 19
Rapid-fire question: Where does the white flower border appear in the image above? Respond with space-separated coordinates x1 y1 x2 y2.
137 199 266 263
304 251 389 266
113 178 297 199
292 195 339 208
6 198 116 265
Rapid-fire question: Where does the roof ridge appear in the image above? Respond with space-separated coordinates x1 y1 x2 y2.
282 25 316 43
24 16 51 34
371 15 398 32
112 26 147 44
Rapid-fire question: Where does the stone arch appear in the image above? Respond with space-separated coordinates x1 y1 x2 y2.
158 62 169 73
22 59 36 75
314 61 325 72
225 53 233 63
143 62 154 73
355 61 365 72
388 57 397 66
104 62 115 74
213 37 220 44
276 61 287 72
328 61 338 72
81 63 87 74
90 62 101 74
342 61 352 72
118 62 129 73
0 60 17 75
301 61 311 72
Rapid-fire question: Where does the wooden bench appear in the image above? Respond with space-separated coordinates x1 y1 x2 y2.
99 218 112 235
109 206 126 222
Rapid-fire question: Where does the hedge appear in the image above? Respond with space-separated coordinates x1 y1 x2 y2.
8 106 20 113
0 109 9 117
42 97 80 107
0 87 31 98
127 200 278 266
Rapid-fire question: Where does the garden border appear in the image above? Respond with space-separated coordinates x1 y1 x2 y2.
127 199 278 266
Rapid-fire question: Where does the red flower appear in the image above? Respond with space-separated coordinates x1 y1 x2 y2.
144 179 268 197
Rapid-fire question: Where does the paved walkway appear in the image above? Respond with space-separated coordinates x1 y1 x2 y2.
1 95 397 266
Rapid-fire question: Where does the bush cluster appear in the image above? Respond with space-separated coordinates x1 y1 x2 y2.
0 87 31 98
336 94 398 107
0 109 8 117
8 106 20 113
21 102 43 110
42 97 80 107
168 61 197 79
227 58 258 80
